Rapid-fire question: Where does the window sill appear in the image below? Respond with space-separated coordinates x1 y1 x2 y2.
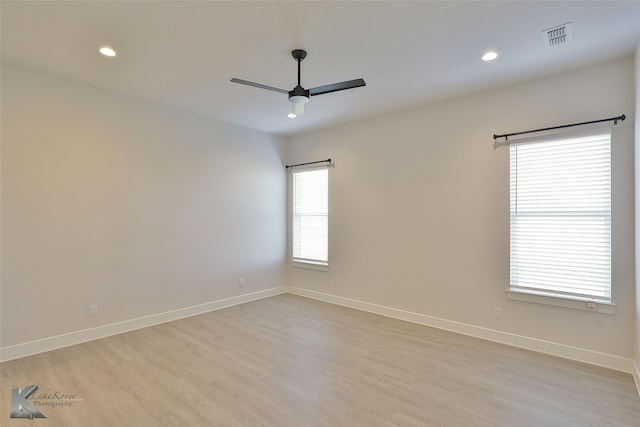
506 288 615 314
292 260 329 271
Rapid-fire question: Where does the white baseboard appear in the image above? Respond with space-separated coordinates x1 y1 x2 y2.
285 286 635 374
0 287 286 363
3 285 636 382
633 361 640 398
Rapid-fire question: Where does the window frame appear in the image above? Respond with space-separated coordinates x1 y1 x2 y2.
290 165 329 271
506 128 615 314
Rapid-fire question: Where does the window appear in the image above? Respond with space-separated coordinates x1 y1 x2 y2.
509 130 611 304
292 167 328 268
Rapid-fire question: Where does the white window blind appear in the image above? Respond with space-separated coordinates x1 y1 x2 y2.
509 130 611 302
292 167 328 266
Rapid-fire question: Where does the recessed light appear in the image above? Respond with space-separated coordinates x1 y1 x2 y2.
482 51 498 61
99 46 116 57
288 113 296 118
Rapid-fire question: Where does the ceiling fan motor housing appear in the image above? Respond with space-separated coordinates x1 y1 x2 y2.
289 85 310 104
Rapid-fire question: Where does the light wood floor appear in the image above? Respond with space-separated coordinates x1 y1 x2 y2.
1 294 639 426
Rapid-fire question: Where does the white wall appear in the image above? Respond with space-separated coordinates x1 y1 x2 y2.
2 55 637 373
287 56 636 362
1 64 286 348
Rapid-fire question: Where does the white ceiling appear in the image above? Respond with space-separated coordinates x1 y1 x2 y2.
2 1 639 136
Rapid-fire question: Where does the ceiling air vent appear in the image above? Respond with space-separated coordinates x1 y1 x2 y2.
542 22 573 47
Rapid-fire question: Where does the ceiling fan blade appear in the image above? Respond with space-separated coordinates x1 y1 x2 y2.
230 78 288 94
309 79 366 96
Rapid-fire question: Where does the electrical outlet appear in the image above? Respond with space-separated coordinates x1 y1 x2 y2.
494 307 502 319
238 278 246 287
89 305 98 317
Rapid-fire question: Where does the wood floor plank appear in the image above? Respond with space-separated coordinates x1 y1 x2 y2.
2 294 639 426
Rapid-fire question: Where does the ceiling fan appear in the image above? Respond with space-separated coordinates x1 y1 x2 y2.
231 49 366 117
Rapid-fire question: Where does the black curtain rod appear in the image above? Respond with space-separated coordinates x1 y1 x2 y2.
285 158 331 169
493 114 626 141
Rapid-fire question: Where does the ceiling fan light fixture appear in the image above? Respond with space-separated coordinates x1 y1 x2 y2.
290 84 309 116
289 95 309 104
292 101 305 116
